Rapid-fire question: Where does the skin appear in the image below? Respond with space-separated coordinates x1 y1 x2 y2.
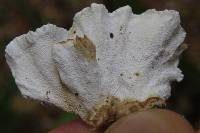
49 109 198 133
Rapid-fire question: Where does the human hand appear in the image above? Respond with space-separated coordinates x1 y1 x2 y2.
49 109 198 133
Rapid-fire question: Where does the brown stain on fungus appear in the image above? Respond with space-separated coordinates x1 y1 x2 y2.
74 35 96 60
84 96 165 129
57 39 74 45
134 72 141 77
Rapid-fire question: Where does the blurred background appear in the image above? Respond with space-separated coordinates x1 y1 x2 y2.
0 0 199 132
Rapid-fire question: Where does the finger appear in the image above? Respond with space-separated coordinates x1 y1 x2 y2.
48 119 100 133
197 129 200 133
106 109 194 133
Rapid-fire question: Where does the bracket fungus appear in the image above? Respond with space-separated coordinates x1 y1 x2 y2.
5 3 186 128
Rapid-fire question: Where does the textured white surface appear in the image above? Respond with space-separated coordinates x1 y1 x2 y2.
5 3 186 118
5 24 85 116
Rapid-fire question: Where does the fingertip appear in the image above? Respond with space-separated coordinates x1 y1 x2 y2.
106 109 194 133
48 119 95 133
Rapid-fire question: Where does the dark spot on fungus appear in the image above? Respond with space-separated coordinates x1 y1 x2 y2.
75 93 79 96
58 41 66 44
105 100 108 103
110 33 114 38
134 72 140 77
120 26 123 31
120 73 123 76
46 91 50 100
73 31 76 34
46 91 50 95
97 58 100 61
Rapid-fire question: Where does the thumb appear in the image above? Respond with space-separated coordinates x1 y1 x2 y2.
105 109 194 133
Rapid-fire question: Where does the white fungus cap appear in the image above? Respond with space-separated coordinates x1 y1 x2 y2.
5 3 186 128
